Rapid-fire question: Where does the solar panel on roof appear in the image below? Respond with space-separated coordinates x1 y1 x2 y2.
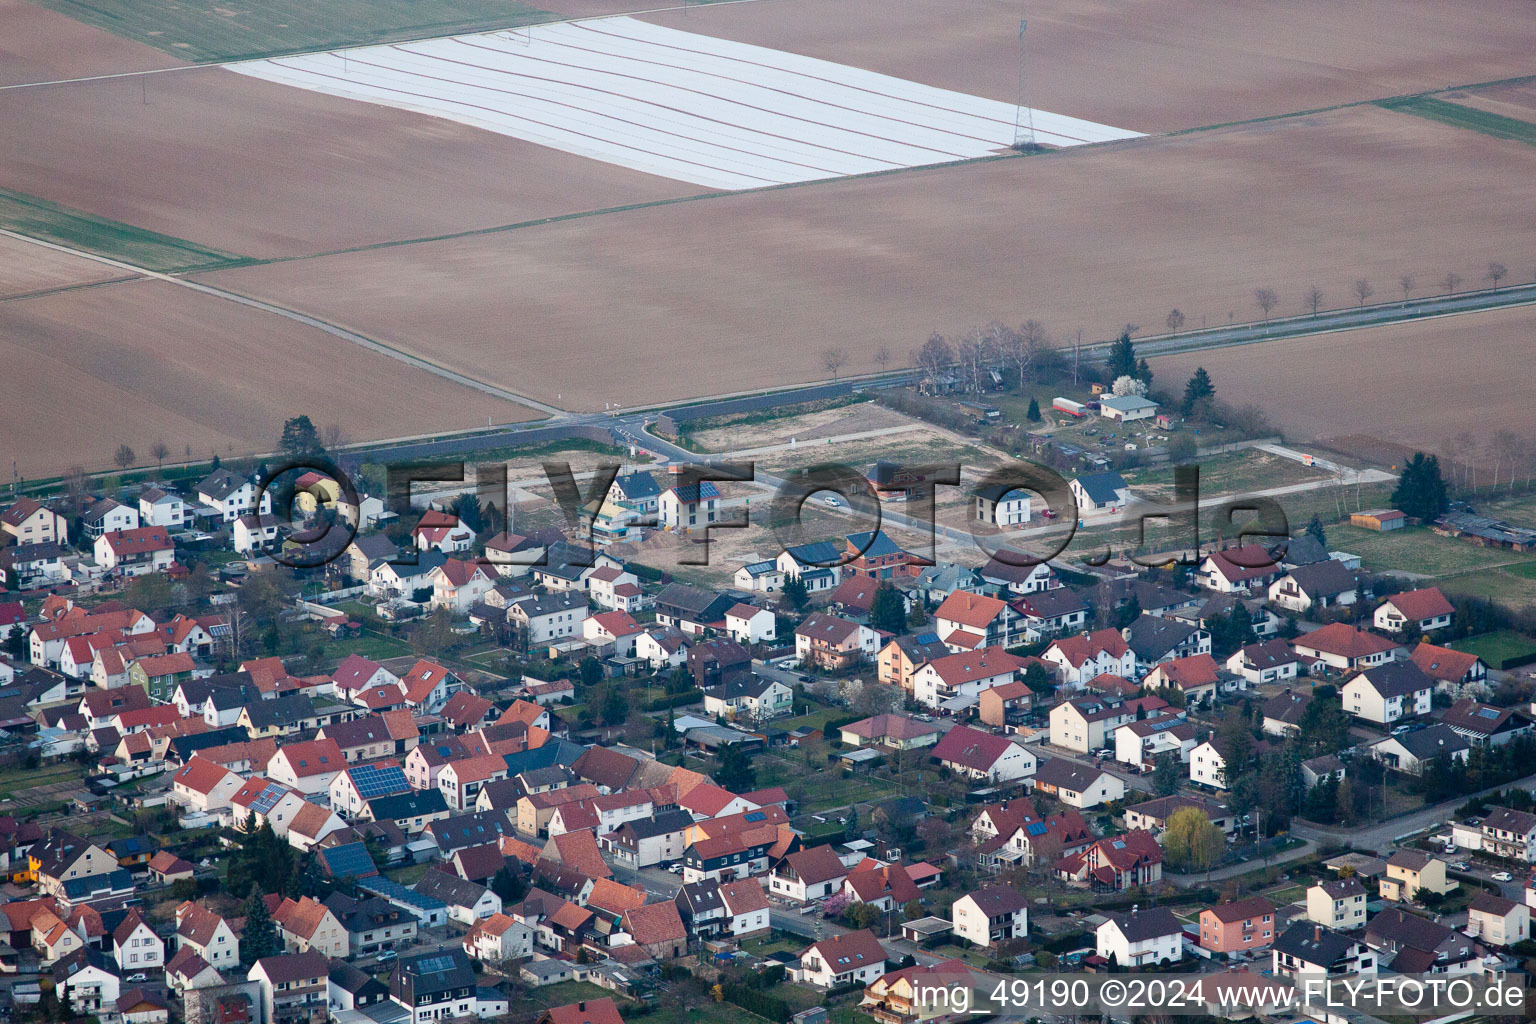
1025 822 1048 836
745 811 765 822
321 842 376 878
1476 708 1501 719
350 763 409 799
416 955 456 975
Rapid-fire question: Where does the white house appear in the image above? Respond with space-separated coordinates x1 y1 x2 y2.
974 485 1030 529
82 498 140 539
1115 715 1196 769
1098 394 1158 423
1466 893 1529 947
1189 739 1240 790
413 510 475 553
233 514 280 555
951 888 1028 949
658 479 720 531
113 912 166 972
138 488 189 529
1307 878 1368 929
507 592 589 646
94 527 175 577
1096 908 1183 967
1030 758 1124 809
1375 588 1455 634
1342 663 1434 725
734 560 784 593
724 603 776 645
931 726 1037 784
195 469 270 523
428 559 495 612
1 497 68 545
1069 472 1131 513
1268 560 1358 614
1041 629 1136 688
797 930 887 989
911 648 1026 709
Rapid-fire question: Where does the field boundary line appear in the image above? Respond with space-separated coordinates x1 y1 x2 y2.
0 227 564 417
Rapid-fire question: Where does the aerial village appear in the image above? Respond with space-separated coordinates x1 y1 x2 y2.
1 394 1536 1024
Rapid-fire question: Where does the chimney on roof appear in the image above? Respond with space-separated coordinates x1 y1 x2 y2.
578 1005 585 1012
1314 925 1321 942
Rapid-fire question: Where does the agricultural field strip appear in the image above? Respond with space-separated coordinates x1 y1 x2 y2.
228 16 1140 189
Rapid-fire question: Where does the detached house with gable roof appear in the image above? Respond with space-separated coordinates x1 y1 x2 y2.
1268 559 1359 614
798 929 888 988
412 510 475 554
951 888 1027 949
1293 623 1402 673
1196 545 1283 593
1041 629 1137 688
95 527 174 577
2 497 68 545
658 479 720 532
1409 642 1489 696
195 469 270 523
1342 662 1433 725
1096 907 1182 966
911 648 1027 709
1375 587 1455 634
934 592 1025 652
795 613 878 670
931 725 1037 784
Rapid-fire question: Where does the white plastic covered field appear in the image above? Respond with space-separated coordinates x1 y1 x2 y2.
228 16 1142 190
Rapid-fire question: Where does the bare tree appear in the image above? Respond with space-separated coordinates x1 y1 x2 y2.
1486 435 1505 491
954 328 994 394
113 444 136 472
913 332 953 385
1493 430 1520 493
872 345 892 373
820 346 849 381
1352 279 1374 306
150 440 170 472
1443 271 1463 295
1166 309 1186 333
1399 275 1414 301
1487 262 1508 291
1306 286 1325 316
63 466 90 517
1253 288 1278 323
1457 430 1477 491
1123 322 1140 337
320 423 350 452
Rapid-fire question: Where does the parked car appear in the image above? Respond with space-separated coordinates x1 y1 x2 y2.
376 949 398 964
1492 871 1513 882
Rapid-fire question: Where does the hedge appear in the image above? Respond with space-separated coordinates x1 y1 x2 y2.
644 689 703 711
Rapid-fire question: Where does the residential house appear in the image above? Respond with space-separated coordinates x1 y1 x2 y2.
1292 624 1401 673
1196 545 1283 594
1011 588 1087 638
1115 714 1196 770
412 510 475 554
798 930 888 988
1031 759 1125 810
1306 877 1367 929
702 676 793 722
1268 560 1359 614
1069 472 1130 513
1122 615 1211 674
249 951 328 1024
978 680 1033 731
1199 896 1276 954
175 902 239 971
657 479 720 532
1342 662 1433 725
2 498 68 545
1409 643 1489 697
724 603 776 645
1041 629 1137 688
1364 908 1478 975
933 592 1025 652
1379 849 1455 903
82 498 140 539
1368 724 1470 775
770 845 849 904
931 726 1037 784
1440 698 1532 748
138 488 188 530
621 901 687 959
94 527 175 577
911 648 1026 709
1272 923 1376 979
1466 892 1529 947
1141 653 1222 705
195 469 270 523
840 714 940 751
1374 588 1455 634
1260 688 1311 737
795 613 879 670
974 484 1030 529
951 888 1027 949
877 633 950 692
1048 694 1163 753
273 897 349 958
1096 907 1182 966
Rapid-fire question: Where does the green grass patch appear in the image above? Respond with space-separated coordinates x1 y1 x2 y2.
1450 630 1536 670
0 187 249 273
35 0 555 63
1325 523 1535 576
324 629 413 661
1377 96 1536 147
0 762 86 797
524 981 621 1011
1502 561 1536 580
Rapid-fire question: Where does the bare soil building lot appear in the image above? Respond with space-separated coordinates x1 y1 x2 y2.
1150 304 1536 454
199 106 1536 410
0 279 533 477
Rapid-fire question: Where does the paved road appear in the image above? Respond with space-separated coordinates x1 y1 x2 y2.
1291 770 1536 852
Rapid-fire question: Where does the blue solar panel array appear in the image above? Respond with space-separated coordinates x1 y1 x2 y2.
320 841 377 878
250 782 287 815
348 763 410 799
358 877 448 912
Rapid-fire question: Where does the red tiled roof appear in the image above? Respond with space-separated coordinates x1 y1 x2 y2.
935 592 1007 629
931 725 1015 771
1387 587 1455 622
1293 623 1399 659
1410 642 1482 682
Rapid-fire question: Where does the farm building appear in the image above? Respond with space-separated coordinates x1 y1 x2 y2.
1433 513 1536 552
1098 395 1158 423
1350 509 1406 531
